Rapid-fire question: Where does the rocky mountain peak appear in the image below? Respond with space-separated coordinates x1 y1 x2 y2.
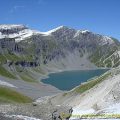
45 25 76 35
0 24 27 31
0 24 28 38
0 24 38 41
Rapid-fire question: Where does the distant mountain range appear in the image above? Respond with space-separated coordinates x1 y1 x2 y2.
0 24 120 80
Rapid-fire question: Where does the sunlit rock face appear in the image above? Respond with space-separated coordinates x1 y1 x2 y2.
0 24 120 69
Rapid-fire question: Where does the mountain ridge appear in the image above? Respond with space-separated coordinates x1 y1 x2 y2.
0 24 120 81
0 24 120 120
0 24 116 42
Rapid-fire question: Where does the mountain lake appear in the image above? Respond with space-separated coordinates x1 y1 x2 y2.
41 69 109 91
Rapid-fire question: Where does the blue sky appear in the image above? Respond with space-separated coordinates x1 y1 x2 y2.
0 0 120 39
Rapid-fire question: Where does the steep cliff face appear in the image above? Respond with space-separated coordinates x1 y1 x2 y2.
0 25 120 80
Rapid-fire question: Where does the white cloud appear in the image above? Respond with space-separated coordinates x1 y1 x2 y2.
9 5 25 13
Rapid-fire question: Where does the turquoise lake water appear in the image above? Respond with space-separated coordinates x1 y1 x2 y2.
41 69 108 91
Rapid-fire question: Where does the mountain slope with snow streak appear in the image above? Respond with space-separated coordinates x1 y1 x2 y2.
0 24 120 82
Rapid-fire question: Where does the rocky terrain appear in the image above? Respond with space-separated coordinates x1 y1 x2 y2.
0 25 120 82
0 102 72 120
46 66 120 119
0 24 120 120
1 67 120 120
1 24 120 99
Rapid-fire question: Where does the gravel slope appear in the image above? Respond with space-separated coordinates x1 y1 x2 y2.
0 75 61 99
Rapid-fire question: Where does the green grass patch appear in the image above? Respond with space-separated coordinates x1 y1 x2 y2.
14 66 37 82
0 54 6 64
0 87 32 103
63 92 68 96
17 68 36 82
0 65 16 79
20 75 35 82
74 72 111 94
33 67 46 75
5 54 20 61
104 59 112 67
0 53 21 64
0 53 34 64
89 45 119 67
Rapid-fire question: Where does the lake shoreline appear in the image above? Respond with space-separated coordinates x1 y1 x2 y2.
40 68 109 91
39 67 110 81
0 67 110 100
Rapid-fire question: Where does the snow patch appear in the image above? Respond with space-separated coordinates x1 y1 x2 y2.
6 114 41 120
70 103 120 119
46 26 64 34
70 106 95 120
74 30 90 37
43 25 73 35
80 30 90 34
0 24 45 42
101 103 120 114
0 28 40 42
99 36 114 45
0 24 26 30
0 80 17 88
